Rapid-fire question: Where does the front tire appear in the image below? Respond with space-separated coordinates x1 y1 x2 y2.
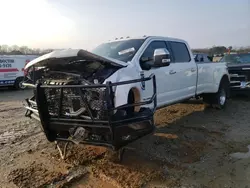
126 90 135 116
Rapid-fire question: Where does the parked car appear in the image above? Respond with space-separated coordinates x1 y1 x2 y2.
213 54 224 62
220 53 250 95
0 55 38 89
22 36 230 160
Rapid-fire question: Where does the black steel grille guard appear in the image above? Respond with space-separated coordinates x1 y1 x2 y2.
23 74 157 150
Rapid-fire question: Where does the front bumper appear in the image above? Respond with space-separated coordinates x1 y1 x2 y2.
229 71 250 92
230 86 250 96
23 74 157 150
230 81 250 91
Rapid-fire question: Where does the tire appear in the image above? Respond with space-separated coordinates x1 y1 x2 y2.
126 90 135 116
203 78 229 109
115 90 135 118
14 77 26 90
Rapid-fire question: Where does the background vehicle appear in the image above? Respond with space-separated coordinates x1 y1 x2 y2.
0 55 38 89
23 36 230 158
213 54 224 62
220 53 250 95
193 53 213 63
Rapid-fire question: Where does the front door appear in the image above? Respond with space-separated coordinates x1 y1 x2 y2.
139 40 176 107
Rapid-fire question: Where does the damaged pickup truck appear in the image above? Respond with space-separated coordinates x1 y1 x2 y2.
23 36 230 161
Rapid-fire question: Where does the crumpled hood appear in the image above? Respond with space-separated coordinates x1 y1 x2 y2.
24 49 127 70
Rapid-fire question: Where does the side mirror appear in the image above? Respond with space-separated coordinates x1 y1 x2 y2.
153 48 171 67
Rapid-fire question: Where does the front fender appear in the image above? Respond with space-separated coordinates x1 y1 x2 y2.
103 63 143 108
114 76 142 108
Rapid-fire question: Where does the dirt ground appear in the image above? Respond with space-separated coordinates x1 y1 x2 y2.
1 88 250 188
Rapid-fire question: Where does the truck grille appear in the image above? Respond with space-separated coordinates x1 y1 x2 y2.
44 87 108 120
229 69 250 88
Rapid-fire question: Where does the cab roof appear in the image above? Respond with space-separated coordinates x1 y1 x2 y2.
107 35 187 44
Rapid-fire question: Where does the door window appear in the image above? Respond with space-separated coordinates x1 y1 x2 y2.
140 41 169 67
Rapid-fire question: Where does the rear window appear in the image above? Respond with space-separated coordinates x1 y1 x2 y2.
169 42 191 63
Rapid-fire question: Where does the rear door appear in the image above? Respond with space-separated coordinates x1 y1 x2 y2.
168 41 197 99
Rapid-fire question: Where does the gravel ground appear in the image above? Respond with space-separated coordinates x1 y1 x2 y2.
1 88 250 188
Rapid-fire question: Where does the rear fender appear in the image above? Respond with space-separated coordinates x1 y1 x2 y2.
213 74 230 92
213 65 230 93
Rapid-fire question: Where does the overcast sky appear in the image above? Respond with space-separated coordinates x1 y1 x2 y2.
0 0 249 50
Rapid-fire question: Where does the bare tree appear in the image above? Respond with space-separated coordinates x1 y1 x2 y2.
0 45 9 53
11 45 19 51
19 46 29 54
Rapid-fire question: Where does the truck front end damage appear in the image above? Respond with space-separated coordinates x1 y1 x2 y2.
23 49 157 152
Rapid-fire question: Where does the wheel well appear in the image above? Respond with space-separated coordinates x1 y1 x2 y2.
221 74 229 84
128 87 141 112
15 76 24 82
220 74 230 98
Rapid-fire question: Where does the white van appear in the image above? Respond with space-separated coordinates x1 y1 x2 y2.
0 55 38 89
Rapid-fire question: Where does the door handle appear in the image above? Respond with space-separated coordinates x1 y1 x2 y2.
191 68 196 72
169 70 176 75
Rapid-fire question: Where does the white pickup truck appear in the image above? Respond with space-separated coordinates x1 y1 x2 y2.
23 36 230 155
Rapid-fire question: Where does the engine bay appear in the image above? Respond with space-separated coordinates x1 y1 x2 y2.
24 59 121 120
31 60 119 86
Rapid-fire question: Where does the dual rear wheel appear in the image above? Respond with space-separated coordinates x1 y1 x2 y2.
203 78 230 109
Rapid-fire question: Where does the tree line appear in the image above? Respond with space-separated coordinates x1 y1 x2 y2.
0 44 250 56
192 46 250 56
0 45 53 55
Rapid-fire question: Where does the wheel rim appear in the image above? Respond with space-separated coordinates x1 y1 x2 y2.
19 81 26 89
219 89 226 105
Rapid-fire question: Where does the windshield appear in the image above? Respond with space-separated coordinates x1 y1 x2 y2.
91 39 145 62
220 53 250 64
